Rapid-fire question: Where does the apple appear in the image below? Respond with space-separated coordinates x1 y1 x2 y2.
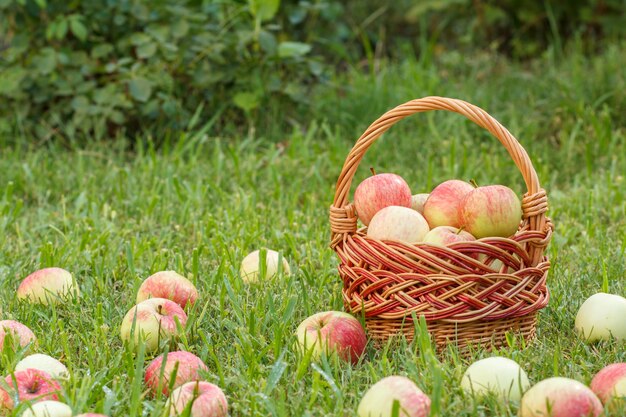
21 400 72 417
137 271 198 309
519 377 603 417
74 414 109 417
296 311 366 365
459 185 522 238
15 354 69 380
422 180 473 228
357 375 431 417
167 381 228 417
0 320 37 351
410 193 429 215
575 293 626 342
0 369 61 410
17 267 79 305
422 226 476 246
367 206 430 244
460 356 530 401
354 172 412 226
239 249 290 283
590 363 626 406
145 351 209 396
120 298 188 352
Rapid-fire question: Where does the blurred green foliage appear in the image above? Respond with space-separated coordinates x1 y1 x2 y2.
0 0 624 142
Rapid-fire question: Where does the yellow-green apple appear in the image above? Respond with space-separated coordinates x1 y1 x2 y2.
15 354 69 380
354 172 412 226
21 400 72 417
519 377 603 417
423 180 473 228
0 320 36 351
590 363 626 406
460 356 530 401
367 206 429 244
239 249 290 283
459 185 522 238
296 311 366 365
575 293 626 342
167 381 228 417
145 351 209 396
357 375 431 417
423 226 476 246
0 369 61 410
120 298 188 352
17 267 79 305
137 271 198 309
410 193 429 215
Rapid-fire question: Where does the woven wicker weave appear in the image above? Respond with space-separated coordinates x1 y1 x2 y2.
329 97 553 353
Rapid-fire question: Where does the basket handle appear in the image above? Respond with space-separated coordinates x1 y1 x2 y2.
330 96 550 265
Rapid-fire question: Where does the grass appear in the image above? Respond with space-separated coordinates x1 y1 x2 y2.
1 40 626 416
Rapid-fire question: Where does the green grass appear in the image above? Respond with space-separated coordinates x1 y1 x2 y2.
1 41 626 416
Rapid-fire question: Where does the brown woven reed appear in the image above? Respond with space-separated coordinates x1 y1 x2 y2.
329 97 553 353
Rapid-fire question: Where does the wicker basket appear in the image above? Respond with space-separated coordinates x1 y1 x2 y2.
329 97 553 353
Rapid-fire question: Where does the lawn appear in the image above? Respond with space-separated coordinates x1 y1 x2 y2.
1 43 625 416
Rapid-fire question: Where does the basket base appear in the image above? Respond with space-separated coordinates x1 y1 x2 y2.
366 313 538 354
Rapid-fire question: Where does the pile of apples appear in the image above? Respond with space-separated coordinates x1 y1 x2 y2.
354 170 523 247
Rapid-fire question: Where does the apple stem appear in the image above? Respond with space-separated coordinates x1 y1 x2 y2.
457 226 465 235
370 167 377 176
469 179 479 188
157 305 163 315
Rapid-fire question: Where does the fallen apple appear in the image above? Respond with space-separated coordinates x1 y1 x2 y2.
459 184 522 238
460 356 530 401
357 375 431 417
137 270 198 309
367 206 430 244
0 369 61 410
167 381 228 417
145 351 209 396
590 363 626 406
17 267 79 305
239 249 290 283
354 171 412 226
296 311 367 365
423 180 473 228
575 293 626 342
15 354 69 380
519 377 603 417
0 320 37 352
21 400 72 417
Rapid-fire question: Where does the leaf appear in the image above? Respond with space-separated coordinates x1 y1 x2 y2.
70 18 88 41
232 92 260 112
136 42 157 59
128 77 152 102
171 20 189 38
277 41 311 58
130 32 151 46
92 44 113 59
34 0 46 8
0 67 27 96
56 19 68 40
249 0 280 22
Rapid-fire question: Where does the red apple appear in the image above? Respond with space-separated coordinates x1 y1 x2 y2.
120 298 188 352
136 271 199 309
167 381 228 417
459 185 522 238
520 377 603 417
357 376 431 417
590 363 626 405
17 267 79 305
0 320 37 352
354 172 412 226
145 351 209 396
0 369 61 410
296 311 367 365
423 180 473 228
422 226 475 246
367 206 430 244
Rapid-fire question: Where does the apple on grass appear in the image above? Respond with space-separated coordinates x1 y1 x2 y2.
0 369 61 410
354 170 412 226
239 249 290 284
357 376 431 417
120 298 188 353
167 381 228 417
519 377 603 417
296 311 366 365
21 400 72 417
145 351 209 396
0 320 37 351
575 293 626 342
422 226 475 246
423 180 474 228
17 267 79 305
460 356 530 401
137 271 199 309
459 184 522 239
15 354 69 380
74 414 109 417
410 193 429 215
590 363 626 406
367 206 430 244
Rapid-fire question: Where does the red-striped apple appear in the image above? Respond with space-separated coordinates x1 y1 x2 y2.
367 206 429 244
520 377 603 417
0 320 36 351
167 381 228 417
145 351 209 396
137 271 198 309
0 369 61 410
459 185 522 238
357 376 431 417
410 193 429 215
423 180 473 228
423 226 475 246
590 363 626 406
354 172 412 226
17 267 79 305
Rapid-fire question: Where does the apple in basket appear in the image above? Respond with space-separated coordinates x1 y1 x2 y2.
422 226 475 246
410 193 429 215
353 170 412 226
590 363 626 408
459 184 522 239
357 376 431 417
519 377 603 417
367 206 429 244
423 179 474 228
